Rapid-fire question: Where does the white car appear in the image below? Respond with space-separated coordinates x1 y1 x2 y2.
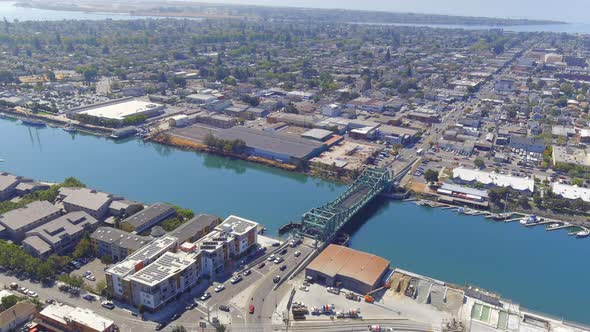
267 254 275 261
27 291 38 297
200 292 211 301
299 285 309 292
214 285 225 293
85 275 96 281
294 251 301 257
101 301 115 309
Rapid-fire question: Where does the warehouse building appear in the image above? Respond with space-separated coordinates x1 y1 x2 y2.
306 245 390 294
67 98 165 125
216 127 326 164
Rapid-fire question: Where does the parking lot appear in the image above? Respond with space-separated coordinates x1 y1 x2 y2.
71 258 107 290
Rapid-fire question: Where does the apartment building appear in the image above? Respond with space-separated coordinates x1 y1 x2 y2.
90 227 151 262
0 201 62 242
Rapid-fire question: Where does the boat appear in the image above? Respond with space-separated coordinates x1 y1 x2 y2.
547 223 561 230
21 119 46 127
0 159 4 162
519 214 538 225
63 124 76 133
491 213 511 221
576 229 590 238
457 207 466 214
0 112 6 118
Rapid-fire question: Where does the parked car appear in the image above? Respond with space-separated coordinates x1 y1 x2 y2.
230 275 243 284
155 322 167 331
214 284 225 293
244 269 251 276
267 254 275 261
294 251 301 257
279 265 287 271
101 301 115 309
27 291 38 298
271 242 280 247
186 302 197 310
273 275 280 283
299 286 309 292
219 305 230 312
249 304 255 314
279 248 288 255
258 262 266 269
200 292 211 301
83 294 96 301
274 257 283 264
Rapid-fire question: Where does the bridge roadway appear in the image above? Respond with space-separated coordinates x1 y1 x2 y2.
300 166 393 243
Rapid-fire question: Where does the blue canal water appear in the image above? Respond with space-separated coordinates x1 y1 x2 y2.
1 118 589 323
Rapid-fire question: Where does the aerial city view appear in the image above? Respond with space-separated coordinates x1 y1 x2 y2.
1 0 590 331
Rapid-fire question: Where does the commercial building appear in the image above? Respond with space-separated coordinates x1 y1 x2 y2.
306 244 390 294
0 301 37 332
119 203 176 233
0 201 62 242
551 182 590 202
552 146 590 167
215 127 325 164
437 183 489 208
168 214 219 244
58 187 113 220
90 227 151 262
69 98 164 123
23 211 99 258
377 125 420 145
508 136 545 153
127 250 201 311
452 167 534 194
195 215 258 277
37 303 116 332
105 236 178 304
301 128 334 142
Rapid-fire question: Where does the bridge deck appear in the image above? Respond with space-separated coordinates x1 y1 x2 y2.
300 167 392 242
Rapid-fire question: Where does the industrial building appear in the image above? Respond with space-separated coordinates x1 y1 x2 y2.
215 127 325 164
306 244 390 294
67 98 165 125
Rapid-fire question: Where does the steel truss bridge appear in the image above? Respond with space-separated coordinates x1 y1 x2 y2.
300 167 392 243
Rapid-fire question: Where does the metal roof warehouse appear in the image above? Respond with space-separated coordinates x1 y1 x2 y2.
305 244 390 294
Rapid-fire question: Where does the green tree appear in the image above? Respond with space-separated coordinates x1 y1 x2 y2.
474 158 485 169
1 295 19 310
73 234 93 259
424 169 439 183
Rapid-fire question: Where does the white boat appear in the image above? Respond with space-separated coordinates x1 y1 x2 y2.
576 230 590 238
519 214 538 225
547 223 560 230
0 159 4 162
0 112 6 118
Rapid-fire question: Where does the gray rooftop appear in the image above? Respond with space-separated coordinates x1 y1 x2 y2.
23 235 52 255
168 214 219 244
216 127 324 160
301 128 333 141
59 187 112 211
90 227 150 251
25 211 98 246
0 201 61 232
121 203 175 230
0 172 21 192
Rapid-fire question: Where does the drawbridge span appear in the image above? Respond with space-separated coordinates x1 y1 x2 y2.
300 167 392 243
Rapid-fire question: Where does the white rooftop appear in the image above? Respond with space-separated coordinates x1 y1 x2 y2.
453 167 534 192
80 100 162 120
64 306 115 331
552 182 590 202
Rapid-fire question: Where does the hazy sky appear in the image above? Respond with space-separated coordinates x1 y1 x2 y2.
200 0 590 23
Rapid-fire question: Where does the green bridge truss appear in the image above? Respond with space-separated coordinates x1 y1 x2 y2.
300 167 392 243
